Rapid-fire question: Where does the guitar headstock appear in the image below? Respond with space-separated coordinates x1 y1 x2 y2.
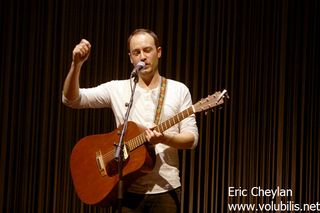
193 90 229 113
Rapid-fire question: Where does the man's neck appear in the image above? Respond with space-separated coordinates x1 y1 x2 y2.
138 72 161 90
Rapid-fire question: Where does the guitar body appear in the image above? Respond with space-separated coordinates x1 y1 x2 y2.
70 121 155 206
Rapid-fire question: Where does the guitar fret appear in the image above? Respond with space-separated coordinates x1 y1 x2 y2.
172 116 177 125
135 138 138 149
135 140 138 149
130 140 134 150
172 118 175 125
183 110 188 117
128 142 133 151
128 140 133 151
131 138 135 149
134 139 138 149
164 121 168 130
135 139 138 149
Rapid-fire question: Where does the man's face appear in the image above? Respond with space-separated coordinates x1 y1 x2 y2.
128 33 162 76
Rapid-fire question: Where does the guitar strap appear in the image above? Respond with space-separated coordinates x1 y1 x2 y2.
154 77 167 125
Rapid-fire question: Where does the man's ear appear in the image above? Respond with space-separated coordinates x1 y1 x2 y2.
157 47 162 58
128 52 133 64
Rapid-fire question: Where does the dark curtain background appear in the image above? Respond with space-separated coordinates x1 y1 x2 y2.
1 0 319 212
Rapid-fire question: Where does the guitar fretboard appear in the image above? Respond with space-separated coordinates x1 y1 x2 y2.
126 106 194 151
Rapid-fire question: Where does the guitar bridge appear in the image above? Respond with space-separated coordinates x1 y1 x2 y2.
96 150 107 176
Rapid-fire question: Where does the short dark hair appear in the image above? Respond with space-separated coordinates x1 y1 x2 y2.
127 28 160 52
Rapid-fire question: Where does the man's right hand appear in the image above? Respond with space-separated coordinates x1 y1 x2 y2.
73 39 91 65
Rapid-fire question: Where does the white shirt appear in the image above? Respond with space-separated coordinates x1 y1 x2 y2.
62 78 199 194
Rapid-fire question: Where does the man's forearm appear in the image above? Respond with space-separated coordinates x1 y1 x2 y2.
146 129 197 149
63 62 82 101
162 132 196 149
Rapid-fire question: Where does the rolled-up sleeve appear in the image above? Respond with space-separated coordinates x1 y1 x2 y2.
178 87 199 149
61 82 113 109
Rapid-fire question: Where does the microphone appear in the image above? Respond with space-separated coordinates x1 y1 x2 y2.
131 61 145 77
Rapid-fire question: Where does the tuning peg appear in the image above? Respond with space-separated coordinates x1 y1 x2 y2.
223 90 230 99
217 89 229 102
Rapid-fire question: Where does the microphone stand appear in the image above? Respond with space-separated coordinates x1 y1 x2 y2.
114 72 139 213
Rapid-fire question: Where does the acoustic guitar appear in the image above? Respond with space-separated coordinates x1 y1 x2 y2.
70 90 228 206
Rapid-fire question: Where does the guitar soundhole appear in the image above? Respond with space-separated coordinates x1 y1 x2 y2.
106 156 130 177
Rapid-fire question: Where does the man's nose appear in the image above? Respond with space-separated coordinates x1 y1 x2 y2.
140 51 147 61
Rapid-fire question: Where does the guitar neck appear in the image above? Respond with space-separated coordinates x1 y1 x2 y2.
126 106 194 151
154 106 194 133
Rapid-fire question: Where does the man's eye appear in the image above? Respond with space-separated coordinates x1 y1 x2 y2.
144 48 152 53
132 50 140 56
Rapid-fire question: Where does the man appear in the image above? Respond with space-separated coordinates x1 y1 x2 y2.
62 28 199 212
